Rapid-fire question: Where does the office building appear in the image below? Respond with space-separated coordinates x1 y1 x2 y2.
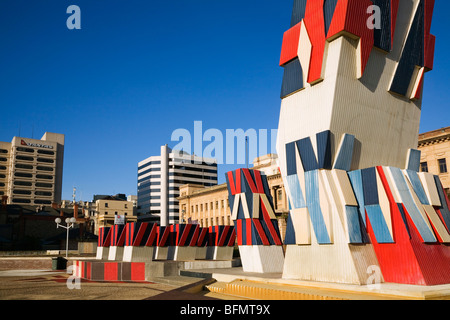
0 132 64 206
137 145 217 225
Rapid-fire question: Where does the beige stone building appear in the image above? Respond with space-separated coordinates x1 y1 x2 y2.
94 196 137 234
177 154 289 238
418 126 450 198
0 132 65 206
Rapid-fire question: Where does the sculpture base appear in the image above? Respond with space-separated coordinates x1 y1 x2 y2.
123 246 154 263
96 247 109 260
239 245 285 273
108 246 124 261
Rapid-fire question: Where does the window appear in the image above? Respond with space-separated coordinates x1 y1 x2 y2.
35 191 52 197
37 150 55 155
0 158 7 162
16 147 33 153
35 199 51 205
16 163 33 170
16 155 33 161
14 181 32 187
35 182 52 188
124 204 128 209
36 174 52 180
439 159 448 174
105 203 109 208
12 198 31 204
277 189 283 201
420 162 428 173
15 172 32 178
37 158 54 164
13 190 32 195
37 166 54 172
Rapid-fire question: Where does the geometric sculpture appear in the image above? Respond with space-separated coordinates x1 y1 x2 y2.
277 0 450 285
154 225 171 260
195 227 210 260
122 222 157 263
206 225 236 261
170 224 200 261
96 227 111 260
107 224 126 261
226 168 285 273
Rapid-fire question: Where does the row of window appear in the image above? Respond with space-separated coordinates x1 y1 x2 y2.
12 198 52 205
138 161 161 171
15 156 54 163
190 199 229 214
102 211 130 216
420 158 448 174
15 164 54 171
12 190 52 196
13 181 52 188
15 147 55 156
13 172 53 180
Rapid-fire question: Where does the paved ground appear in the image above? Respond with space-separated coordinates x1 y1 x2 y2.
0 269 219 300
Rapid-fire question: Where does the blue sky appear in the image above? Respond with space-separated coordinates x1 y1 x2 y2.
0 0 449 202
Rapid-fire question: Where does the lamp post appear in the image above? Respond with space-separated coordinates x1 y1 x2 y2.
55 217 77 258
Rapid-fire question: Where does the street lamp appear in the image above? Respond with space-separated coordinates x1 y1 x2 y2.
55 217 77 258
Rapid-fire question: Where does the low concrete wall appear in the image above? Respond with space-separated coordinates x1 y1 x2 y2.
0 257 53 270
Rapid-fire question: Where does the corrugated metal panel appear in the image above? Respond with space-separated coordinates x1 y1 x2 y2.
422 205 450 243
333 133 355 171
290 0 307 27
285 141 297 175
296 136 319 172
371 0 393 52
389 167 436 243
406 149 421 171
284 213 297 245
291 207 311 245
324 0 339 36
304 0 326 84
345 206 363 244
390 0 424 96
316 130 332 169
361 167 379 206
433 175 450 230
405 169 429 205
365 204 394 243
286 174 307 209
304 170 331 244
326 0 374 78
280 23 302 66
348 170 366 226
281 58 304 99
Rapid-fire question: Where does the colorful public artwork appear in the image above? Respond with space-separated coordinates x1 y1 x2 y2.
277 0 450 285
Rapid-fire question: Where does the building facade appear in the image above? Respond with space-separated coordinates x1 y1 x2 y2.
0 132 65 206
137 145 217 225
418 126 450 198
95 196 137 234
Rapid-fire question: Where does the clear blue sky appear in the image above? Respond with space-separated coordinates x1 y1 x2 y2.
0 0 449 202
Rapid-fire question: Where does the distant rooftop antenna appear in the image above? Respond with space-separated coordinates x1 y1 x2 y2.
72 187 77 204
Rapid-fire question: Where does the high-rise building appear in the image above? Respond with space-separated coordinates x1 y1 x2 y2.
137 145 217 225
0 132 65 206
